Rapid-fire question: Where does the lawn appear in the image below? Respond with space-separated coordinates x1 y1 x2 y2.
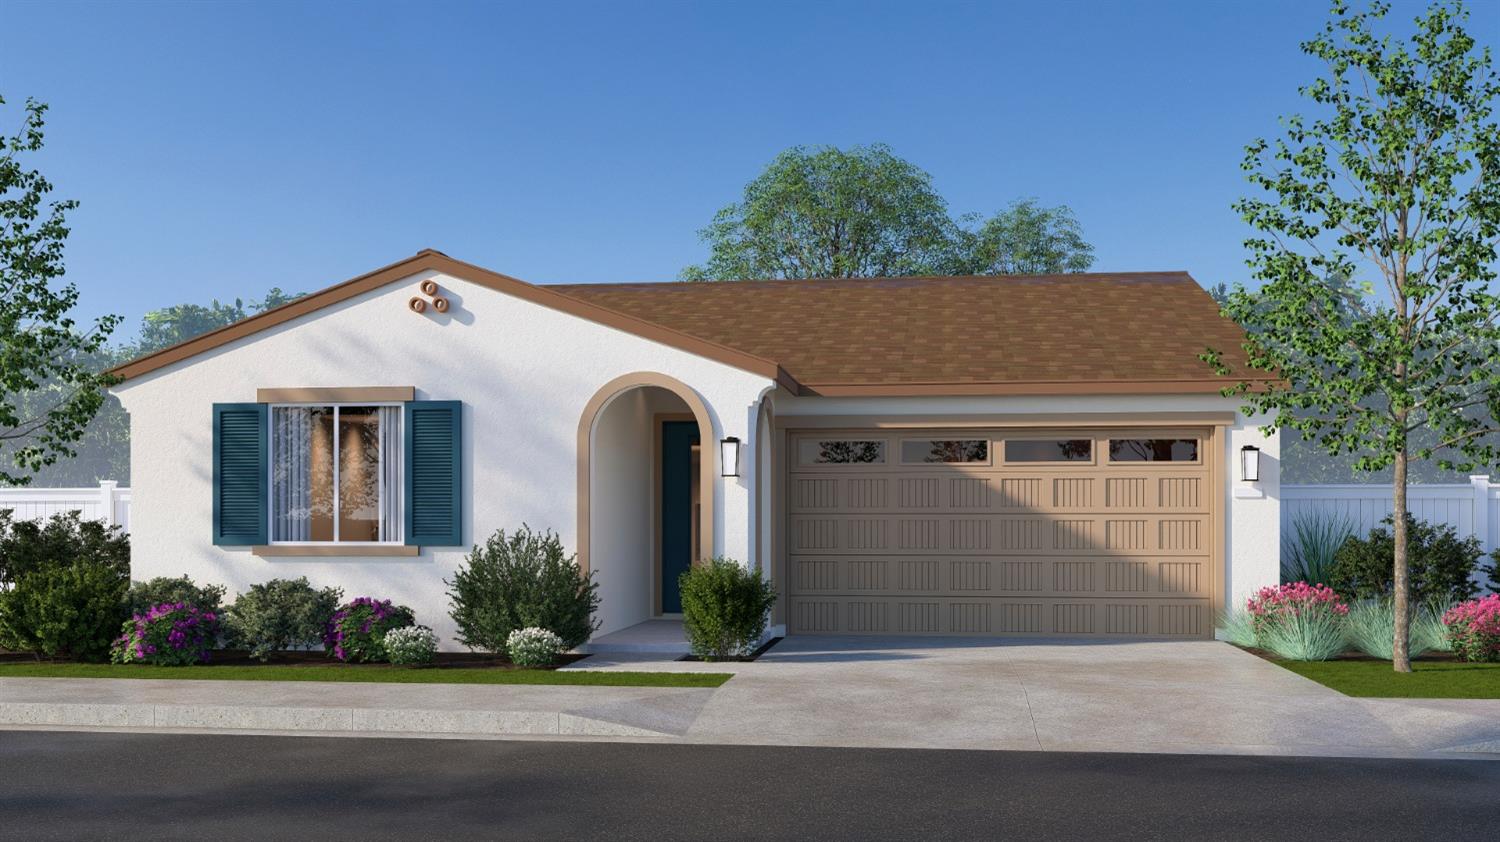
1275 659 1500 699
0 662 731 688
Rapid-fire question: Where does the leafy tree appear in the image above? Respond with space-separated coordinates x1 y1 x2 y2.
19 286 302 486
682 144 955 280
947 199 1095 275
1204 0 1500 671
0 96 120 486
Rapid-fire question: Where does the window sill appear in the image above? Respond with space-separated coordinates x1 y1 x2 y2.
252 545 419 557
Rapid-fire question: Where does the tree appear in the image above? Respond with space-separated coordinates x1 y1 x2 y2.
1204 0 1500 672
0 96 120 486
947 199 1095 275
21 286 304 486
681 144 955 280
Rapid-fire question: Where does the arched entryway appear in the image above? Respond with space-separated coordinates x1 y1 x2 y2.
577 373 716 635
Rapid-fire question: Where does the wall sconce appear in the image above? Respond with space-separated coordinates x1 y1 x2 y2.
1240 445 1261 483
720 437 741 477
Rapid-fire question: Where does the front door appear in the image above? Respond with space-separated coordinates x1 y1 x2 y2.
660 420 700 613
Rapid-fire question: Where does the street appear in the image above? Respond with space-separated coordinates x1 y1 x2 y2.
1 730 1496 841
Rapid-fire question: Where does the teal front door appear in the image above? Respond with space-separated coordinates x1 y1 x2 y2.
660 420 699 613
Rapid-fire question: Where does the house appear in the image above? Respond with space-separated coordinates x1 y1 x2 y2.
110 250 1279 648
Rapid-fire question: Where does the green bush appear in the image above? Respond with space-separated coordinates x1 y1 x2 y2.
126 575 227 617
324 597 415 663
680 557 776 661
446 526 599 654
1343 599 1445 660
1328 514 1483 605
1281 509 1356 585
0 510 129 585
0 512 130 660
225 577 343 661
0 563 129 660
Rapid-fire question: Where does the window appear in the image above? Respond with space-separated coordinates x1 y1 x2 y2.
1004 439 1092 462
271 405 402 543
1109 438 1199 462
798 439 886 465
901 439 988 463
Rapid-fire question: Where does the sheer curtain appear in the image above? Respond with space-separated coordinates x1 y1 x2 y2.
272 407 313 541
378 406 403 542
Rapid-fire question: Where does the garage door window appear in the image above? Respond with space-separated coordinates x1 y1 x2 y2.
900 439 989 464
799 439 886 465
1003 438 1092 463
1109 438 1199 462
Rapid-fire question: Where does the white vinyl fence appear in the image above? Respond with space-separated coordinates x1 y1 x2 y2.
0 481 131 533
1281 475 1499 556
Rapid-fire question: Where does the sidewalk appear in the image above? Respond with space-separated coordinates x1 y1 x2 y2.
5 637 1500 760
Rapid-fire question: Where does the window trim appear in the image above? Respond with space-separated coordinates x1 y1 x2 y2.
1105 437 1204 465
266 401 405 547
897 437 993 466
1000 436 1097 466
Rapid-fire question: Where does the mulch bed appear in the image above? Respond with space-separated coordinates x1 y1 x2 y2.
1231 643 1462 664
0 649 591 670
676 637 783 663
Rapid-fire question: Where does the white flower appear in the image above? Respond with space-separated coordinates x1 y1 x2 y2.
506 626 565 667
384 625 438 665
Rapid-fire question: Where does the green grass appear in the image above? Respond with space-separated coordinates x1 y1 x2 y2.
1275 658 1500 699
0 662 731 688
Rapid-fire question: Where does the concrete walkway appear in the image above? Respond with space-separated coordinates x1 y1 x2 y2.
4 637 1500 759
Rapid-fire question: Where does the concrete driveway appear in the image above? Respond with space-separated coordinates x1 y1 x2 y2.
578 636 1500 758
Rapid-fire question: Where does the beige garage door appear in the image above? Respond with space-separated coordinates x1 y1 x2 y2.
785 428 1220 638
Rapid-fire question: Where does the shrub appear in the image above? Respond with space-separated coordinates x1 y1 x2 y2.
506 627 565 667
1216 608 1257 647
0 511 131 661
0 562 130 661
226 577 343 661
680 557 777 661
1328 514 1483 605
1280 509 1356 586
1415 601 1453 653
1343 599 1443 661
1256 609 1349 661
1246 582 1349 639
324 597 415 663
0 510 129 585
126 576 226 618
110 602 220 666
384 625 438 666
446 526 599 654
1442 594 1500 663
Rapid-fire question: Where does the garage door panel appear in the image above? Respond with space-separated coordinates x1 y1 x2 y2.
789 514 1211 555
788 596 1213 637
789 555 1213 599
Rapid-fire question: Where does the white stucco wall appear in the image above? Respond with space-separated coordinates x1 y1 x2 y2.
114 269 774 649
771 392 1282 619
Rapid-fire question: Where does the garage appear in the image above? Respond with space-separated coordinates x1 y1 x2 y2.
785 427 1221 638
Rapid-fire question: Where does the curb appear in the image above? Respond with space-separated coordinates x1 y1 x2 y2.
0 702 675 739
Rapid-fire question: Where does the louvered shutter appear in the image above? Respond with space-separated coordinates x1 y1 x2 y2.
404 400 462 546
212 403 268 545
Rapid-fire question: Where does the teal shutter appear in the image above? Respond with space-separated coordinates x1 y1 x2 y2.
405 400 462 546
212 403 268 545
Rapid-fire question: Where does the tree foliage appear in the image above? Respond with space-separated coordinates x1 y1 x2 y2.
1204 0 1500 670
0 96 120 486
682 144 1093 280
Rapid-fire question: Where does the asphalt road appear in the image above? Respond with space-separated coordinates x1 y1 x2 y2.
2 730 1498 841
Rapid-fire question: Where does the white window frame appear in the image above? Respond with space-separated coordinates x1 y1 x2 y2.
267 401 403 546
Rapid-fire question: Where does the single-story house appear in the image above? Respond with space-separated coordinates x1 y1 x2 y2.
111 250 1279 648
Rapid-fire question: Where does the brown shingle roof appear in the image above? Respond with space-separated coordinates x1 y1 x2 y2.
112 251 1256 396
551 271 1253 395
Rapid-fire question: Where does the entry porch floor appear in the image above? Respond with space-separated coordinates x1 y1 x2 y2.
578 620 690 655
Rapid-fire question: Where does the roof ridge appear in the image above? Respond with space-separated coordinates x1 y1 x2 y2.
548 270 1195 290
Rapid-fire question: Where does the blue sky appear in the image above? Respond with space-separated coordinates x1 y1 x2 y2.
3 0 1495 341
